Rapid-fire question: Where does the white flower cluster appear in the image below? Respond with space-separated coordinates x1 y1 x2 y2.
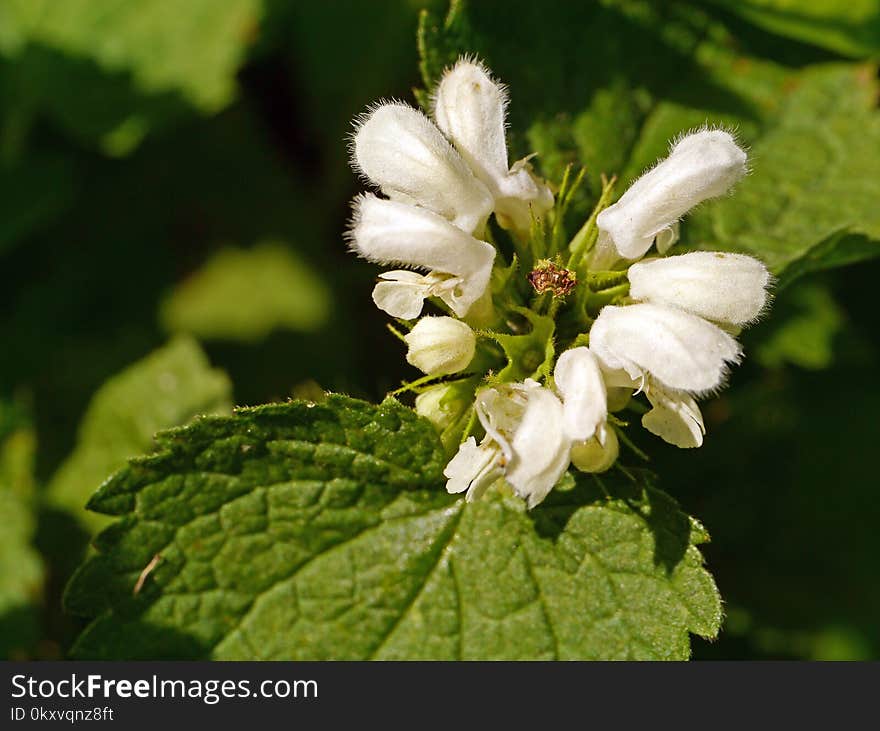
348 58 552 321
347 57 771 509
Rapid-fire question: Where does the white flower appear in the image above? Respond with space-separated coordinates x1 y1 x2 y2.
553 346 607 443
590 303 741 394
628 251 770 326
404 316 476 375
349 194 495 318
595 129 747 263
433 58 553 233
444 380 570 508
641 381 705 449
352 102 493 234
600 360 706 449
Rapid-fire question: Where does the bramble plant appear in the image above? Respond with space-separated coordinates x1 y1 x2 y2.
6 0 878 662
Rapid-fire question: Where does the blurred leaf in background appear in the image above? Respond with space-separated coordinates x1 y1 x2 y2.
0 400 45 659
47 338 232 532
160 241 330 343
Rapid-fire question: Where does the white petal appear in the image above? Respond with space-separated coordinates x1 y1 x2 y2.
434 59 553 233
352 102 493 233
590 303 742 393
596 129 747 260
655 222 680 254
554 347 608 442
493 159 555 233
372 273 431 319
404 316 476 375
433 58 509 189
444 437 502 501
642 383 705 448
351 195 495 317
628 251 771 325
505 384 571 509
570 428 619 473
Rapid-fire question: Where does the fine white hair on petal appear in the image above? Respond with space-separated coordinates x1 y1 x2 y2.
433 56 510 187
432 56 553 234
596 128 747 260
553 347 608 443
349 194 495 317
628 251 772 326
589 303 742 395
350 100 493 233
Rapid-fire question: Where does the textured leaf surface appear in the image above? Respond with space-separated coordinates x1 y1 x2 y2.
0 403 44 658
65 396 720 660
47 338 232 530
0 0 260 153
160 242 331 342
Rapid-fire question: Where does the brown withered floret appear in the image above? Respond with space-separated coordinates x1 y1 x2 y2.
528 260 577 297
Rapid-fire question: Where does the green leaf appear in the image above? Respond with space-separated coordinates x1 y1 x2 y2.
160 242 331 343
754 280 845 370
700 0 880 59
0 402 44 659
0 0 261 154
47 338 232 531
0 154 76 255
64 395 720 660
682 63 880 285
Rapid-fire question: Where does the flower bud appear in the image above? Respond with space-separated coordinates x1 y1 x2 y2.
570 428 619 473
590 303 741 394
404 316 476 375
597 129 747 260
415 382 470 432
628 251 771 325
352 102 493 234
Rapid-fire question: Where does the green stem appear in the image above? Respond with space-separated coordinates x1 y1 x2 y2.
566 175 617 269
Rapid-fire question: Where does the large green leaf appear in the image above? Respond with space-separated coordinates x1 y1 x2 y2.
47 338 232 530
0 0 261 154
64 395 720 660
0 402 44 659
160 242 331 342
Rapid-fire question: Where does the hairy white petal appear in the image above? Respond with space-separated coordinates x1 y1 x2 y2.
554 347 608 443
474 381 570 508
570 428 619 473
434 59 509 187
642 383 705 448
590 303 742 393
629 251 771 325
505 385 570 508
597 129 747 259
351 195 495 317
353 102 493 233
434 59 553 233
404 316 476 375
444 437 502 502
